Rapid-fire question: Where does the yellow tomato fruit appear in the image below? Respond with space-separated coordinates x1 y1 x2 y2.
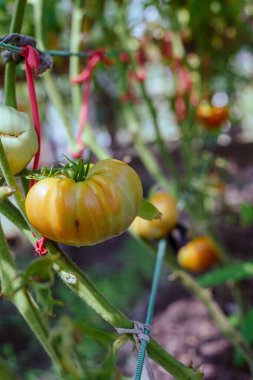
25 159 143 246
177 236 219 273
130 192 178 240
0 104 38 175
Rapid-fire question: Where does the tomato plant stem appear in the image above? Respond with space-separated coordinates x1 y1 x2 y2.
4 0 27 107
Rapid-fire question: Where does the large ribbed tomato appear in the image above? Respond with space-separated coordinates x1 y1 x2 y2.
25 159 143 246
177 236 219 273
130 192 178 240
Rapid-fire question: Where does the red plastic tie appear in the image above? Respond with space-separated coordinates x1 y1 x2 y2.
70 49 112 157
35 236 48 256
175 61 192 96
21 46 48 256
21 46 41 186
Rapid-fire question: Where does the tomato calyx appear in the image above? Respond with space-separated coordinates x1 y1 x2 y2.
65 153 92 182
22 154 93 182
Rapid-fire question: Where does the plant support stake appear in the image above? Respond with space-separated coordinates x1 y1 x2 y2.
135 239 167 380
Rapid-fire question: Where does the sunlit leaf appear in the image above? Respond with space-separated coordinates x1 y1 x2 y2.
137 199 161 221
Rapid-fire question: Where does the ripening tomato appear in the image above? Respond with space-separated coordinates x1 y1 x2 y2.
0 104 38 175
130 192 178 240
196 102 229 129
25 159 143 246
177 236 219 273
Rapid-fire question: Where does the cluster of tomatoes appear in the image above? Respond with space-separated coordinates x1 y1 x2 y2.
0 104 144 246
2 104 218 274
131 192 219 273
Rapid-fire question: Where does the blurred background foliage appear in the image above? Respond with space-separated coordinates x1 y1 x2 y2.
1 0 253 379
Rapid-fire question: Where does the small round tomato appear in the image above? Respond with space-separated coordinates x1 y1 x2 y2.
130 192 178 240
25 159 143 246
196 102 229 129
177 236 219 273
0 104 38 175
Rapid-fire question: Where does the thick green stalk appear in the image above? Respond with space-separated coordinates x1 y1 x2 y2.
4 0 27 107
0 220 16 293
148 339 203 380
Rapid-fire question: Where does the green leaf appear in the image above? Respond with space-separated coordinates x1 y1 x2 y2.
234 309 253 366
197 261 253 287
239 202 253 226
0 357 18 380
77 325 117 347
137 199 161 221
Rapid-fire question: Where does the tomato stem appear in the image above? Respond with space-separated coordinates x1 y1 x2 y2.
4 0 27 108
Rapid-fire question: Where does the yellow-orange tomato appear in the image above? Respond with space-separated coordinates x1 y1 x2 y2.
130 192 178 240
25 159 143 246
177 236 219 273
196 102 229 129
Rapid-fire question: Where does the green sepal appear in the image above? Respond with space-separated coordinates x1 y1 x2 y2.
24 254 59 280
137 199 161 221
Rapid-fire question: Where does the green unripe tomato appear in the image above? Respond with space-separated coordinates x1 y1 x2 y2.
0 104 38 175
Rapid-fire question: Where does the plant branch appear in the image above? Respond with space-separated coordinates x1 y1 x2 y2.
4 0 27 107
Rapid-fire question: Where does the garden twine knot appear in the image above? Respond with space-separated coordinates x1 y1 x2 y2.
0 33 53 74
115 321 156 380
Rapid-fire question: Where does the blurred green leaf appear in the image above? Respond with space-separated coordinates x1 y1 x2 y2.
234 309 253 367
137 199 161 220
239 202 253 226
0 357 18 380
197 261 253 287
77 325 117 346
